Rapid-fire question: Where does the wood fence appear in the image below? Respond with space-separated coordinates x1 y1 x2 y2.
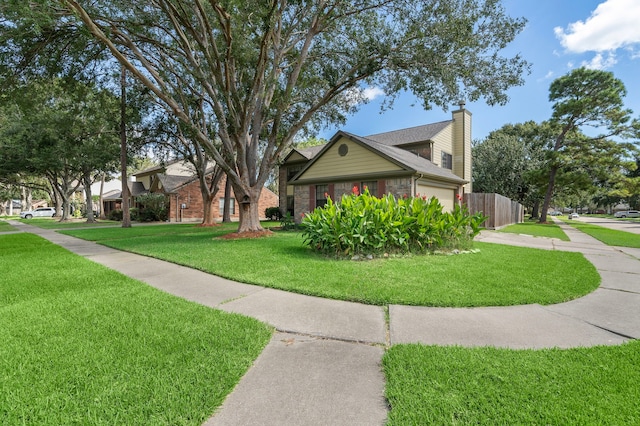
464 193 524 229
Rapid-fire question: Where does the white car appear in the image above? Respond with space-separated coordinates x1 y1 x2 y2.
20 207 56 219
569 213 579 219
614 210 640 218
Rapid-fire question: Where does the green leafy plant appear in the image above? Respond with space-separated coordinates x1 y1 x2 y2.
107 209 123 221
301 188 486 257
135 193 169 222
265 206 282 220
280 211 296 230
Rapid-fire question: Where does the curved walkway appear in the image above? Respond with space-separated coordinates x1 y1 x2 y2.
6 219 640 425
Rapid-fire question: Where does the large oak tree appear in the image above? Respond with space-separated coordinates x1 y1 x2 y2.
24 0 529 233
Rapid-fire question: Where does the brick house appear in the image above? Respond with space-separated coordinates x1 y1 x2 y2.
132 160 278 223
279 106 471 221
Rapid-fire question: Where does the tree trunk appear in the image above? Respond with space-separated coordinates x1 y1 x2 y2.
120 65 131 228
53 190 62 217
21 186 31 211
530 200 540 219
236 189 265 233
99 173 106 220
198 167 224 226
201 192 217 226
223 177 232 223
60 194 72 221
539 165 559 224
83 171 97 223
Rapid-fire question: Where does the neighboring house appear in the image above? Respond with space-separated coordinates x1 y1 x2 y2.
126 160 278 223
101 181 148 218
280 106 471 221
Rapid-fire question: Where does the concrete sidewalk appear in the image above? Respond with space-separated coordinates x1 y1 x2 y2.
6 219 640 425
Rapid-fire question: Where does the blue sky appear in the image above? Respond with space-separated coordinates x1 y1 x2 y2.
319 0 640 142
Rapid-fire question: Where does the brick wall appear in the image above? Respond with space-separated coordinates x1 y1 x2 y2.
293 177 416 223
166 175 279 223
384 178 413 198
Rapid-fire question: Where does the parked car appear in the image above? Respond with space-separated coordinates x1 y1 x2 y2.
549 211 563 216
614 210 640 218
20 207 56 219
569 213 580 219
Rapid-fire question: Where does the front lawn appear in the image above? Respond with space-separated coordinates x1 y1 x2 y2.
62 223 600 307
18 217 120 229
0 220 17 232
499 221 569 241
564 220 640 248
384 342 640 424
0 233 272 425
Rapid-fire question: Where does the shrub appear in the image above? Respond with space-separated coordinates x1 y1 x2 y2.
280 211 296 230
301 188 486 257
136 194 169 222
265 206 282 220
108 209 123 221
129 207 140 221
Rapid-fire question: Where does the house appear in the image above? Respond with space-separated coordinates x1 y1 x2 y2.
101 181 148 218
128 160 278 222
280 106 471 221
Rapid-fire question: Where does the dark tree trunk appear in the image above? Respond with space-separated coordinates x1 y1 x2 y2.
223 176 232 223
83 171 97 223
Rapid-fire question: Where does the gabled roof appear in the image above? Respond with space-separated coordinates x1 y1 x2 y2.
365 120 451 146
297 144 326 159
155 174 196 193
343 132 466 183
282 144 327 163
134 163 167 177
291 131 466 184
101 182 148 200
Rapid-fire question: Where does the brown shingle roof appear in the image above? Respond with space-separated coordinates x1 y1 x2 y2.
365 121 451 146
342 132 466 183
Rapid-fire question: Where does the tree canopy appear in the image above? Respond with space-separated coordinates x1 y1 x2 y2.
539 67 640 222
0 77 121 220
8 0 529 233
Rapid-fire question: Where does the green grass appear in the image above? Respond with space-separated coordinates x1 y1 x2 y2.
499 221 569 241
62 223 600 307
0 233 272 425
18 217 120 229
383 343 640 424
0 220 17 232
563 220 640 248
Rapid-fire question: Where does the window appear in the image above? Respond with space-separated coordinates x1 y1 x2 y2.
316 184 328 208
441 151 453 170
361 181 378 196
286 195 294 216
287 165 303 181
219 197 235 215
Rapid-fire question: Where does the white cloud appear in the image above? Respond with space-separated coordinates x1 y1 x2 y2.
362 86 385 101
581 52 618 69
555 0 640 54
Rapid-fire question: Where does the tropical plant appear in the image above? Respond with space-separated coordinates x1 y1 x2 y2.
301 188 486 257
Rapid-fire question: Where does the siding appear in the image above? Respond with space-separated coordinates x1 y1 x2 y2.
286 151 307 162
298 137 403 180
431 124 453 170
452 109 472 193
